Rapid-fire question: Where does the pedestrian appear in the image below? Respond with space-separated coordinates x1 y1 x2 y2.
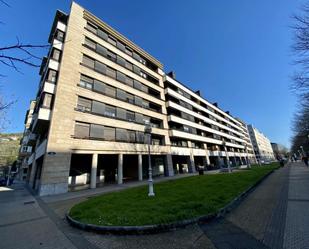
280 159 285 167
303 156 309 167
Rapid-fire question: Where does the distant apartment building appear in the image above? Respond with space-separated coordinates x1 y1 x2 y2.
18 100 36 180
20 2 256 196
247 125 275 162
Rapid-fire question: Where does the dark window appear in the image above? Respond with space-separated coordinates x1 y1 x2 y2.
116 71 126 83
90 124 104 139
92 101 105 115
125 61 133 71
93 80 105 93
104 105 116 117
136 131 144 143
126 92 134 104
117 41 126 52
77 97 91 112
82 56 95 68
107 50 116 62
104 127 115 140
125 76 134 87
125 47 133 56
116 128 129 141
86 22 97 34
116 89 126 101
47 69 57 83
116 107 126 120
94 61 106 74
134 96 143 107
80 75 93 89
105 85 116 97
97 29 108 40
106 67 116 78
128 130 135 142
132 52 141 61
135 113 144 124
85 37 96 50
142 100 149 109
133 65 141 75
126 110 135 122
96 44 108 57
75 122 89 138
133 80 142 90
116 56 126 67
107 36 117 46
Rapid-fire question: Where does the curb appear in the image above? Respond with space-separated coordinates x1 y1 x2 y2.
66 168 277 235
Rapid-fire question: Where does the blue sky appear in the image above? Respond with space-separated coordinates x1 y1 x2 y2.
0 0 304 147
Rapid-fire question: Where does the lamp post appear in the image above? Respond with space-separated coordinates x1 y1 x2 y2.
144 121 155 197
222 141 232 173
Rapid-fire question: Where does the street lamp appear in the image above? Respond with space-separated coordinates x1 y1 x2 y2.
144 121 155 197
222 141 232 173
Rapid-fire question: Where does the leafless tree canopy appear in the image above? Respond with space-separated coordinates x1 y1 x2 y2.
291 3 309 155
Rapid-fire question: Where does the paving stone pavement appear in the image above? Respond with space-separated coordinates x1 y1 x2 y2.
1 163 309 249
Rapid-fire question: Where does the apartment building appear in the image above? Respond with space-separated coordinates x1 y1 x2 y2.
22 2 256 196
247 125 275 162
18 100 36 181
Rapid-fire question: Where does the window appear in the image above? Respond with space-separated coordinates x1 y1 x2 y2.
139 57 146 65
133 65 141 75
117 41 126 52
126 92 134 104
116 71 126 83
125 47 133 56
128 130 136 142
134 80 142 90
92 101 105 115
96 44 107 57
105 85 116 97
116 56 126 67
84 37 96 50
51 49 61 61
116 107 126 120
106 67 116 78
104 127 115 140
104 105 116 117
107 36 117 46
77 97 91 112
140 71 147 79
116 89 126 101
93 80 105 93
90 124 104 139
82 56 95 68
125 76 134 87
97 29 108 40
125 61 133 71
75 122 90 138
136 131 144 143
107 50 116 62
42 93 52 109
132 52 141 61
135 113 144 124
142 100 149 109
80 75 93 89
55 30 64 42
116 128 129 141
47 69 57 83
86 22 97 34
126 111 135 122
134 96 143 107
94 61 106 74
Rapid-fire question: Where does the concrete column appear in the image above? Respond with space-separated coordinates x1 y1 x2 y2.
165 154 174 176
117 154 123 184
90 153 98 189
203 144 210 165
138 154 143 181
187 154 196 173
29 156 37 188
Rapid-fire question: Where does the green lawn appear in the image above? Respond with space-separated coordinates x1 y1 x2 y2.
69 163 279 226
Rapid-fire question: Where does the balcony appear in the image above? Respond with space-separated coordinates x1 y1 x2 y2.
31 108 51 133
42 81 56 94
